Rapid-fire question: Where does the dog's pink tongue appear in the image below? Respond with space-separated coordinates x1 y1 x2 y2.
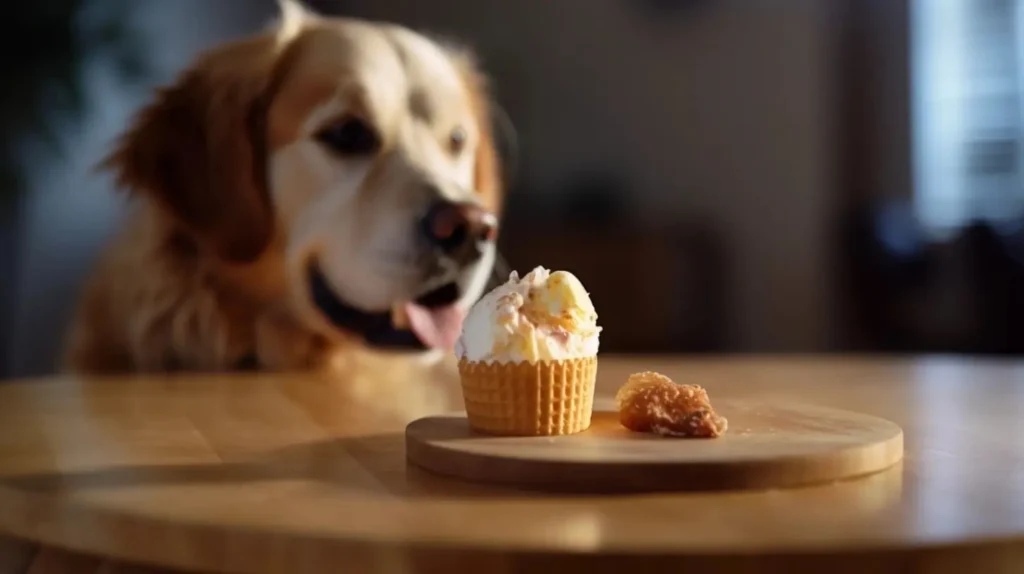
404 303 465 350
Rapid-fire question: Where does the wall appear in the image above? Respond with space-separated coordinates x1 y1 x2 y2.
4 0 849 375
3 0 274 377
329 0 844 351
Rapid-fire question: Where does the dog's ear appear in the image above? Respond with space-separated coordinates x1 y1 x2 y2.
453 56 505 215
102 36 282 263
275 0 319 43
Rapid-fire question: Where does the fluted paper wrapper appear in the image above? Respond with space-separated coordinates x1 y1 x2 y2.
457 357 598 436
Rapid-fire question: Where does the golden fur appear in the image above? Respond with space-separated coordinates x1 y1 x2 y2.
63 2 503 374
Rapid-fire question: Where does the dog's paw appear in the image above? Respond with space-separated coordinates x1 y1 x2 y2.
254 311 330 370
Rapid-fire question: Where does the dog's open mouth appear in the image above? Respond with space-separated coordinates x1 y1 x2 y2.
307 261 465 351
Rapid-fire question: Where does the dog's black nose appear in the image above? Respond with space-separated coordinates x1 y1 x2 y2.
421 200 497 263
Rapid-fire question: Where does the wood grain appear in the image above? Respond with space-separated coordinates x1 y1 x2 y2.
406 401 904 492
0 356 1022 573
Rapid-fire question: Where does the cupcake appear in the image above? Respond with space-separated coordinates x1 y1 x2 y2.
454 266 601 436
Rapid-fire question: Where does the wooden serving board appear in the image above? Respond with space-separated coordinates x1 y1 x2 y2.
405 401 904 492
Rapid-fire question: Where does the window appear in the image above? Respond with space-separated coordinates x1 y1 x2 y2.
911 0 1024 238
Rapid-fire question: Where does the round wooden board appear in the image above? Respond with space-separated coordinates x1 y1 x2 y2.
406 401 904 492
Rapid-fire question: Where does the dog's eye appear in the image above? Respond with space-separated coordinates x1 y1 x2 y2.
449 127 466 155
316 117 381 156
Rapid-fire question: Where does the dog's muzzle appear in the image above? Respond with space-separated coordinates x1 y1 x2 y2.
420 199 497 268
308 261 465 350
307 199 499 352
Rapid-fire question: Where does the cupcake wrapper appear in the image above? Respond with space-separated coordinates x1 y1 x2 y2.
457 357 598 436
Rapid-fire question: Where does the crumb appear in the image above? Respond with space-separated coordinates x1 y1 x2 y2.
615 371 728 438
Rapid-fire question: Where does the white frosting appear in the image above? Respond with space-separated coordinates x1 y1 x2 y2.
454 266 601 364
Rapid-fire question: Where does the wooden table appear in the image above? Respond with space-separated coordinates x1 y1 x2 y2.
0 355 1023 573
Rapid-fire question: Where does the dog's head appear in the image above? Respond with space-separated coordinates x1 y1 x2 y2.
104 0 506 356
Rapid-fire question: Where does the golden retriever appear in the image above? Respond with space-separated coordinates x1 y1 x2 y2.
63 0 505 374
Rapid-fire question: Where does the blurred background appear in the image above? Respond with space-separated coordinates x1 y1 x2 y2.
2 0 1023 378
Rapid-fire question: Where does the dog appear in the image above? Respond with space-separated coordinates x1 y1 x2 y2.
63 0 506 374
